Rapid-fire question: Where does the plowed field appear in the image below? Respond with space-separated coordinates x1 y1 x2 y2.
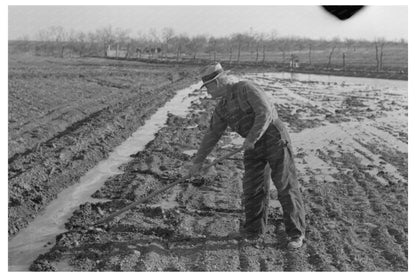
8 55 198 237
24 69 407 271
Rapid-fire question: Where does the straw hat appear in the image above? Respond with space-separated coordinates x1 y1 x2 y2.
199 63 230 89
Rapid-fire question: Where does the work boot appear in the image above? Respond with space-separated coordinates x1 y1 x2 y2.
287 234 305 250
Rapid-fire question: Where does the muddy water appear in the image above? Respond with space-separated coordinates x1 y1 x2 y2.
8 82 203 271
246 72 408 90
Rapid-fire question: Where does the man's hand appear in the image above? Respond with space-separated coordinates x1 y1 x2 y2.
243 139 256 151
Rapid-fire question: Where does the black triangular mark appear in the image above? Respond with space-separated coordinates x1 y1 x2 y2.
322 6 365 20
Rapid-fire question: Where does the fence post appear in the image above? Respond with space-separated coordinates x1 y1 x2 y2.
342 52 346 71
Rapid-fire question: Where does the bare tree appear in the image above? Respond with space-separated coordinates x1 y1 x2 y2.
114 28 131 58
172 34 189 62
380 42 385 71
134 31 148 58
36 28 51 41
66 29 80 57
188 35 206 60
262 44 267 64
327 38 339 69
254 32 266 64
231 33 244 64
374 38 386 72
266 31 278 62
55 27 68 58
148 28 160 59
344 38 355 51
228 41 233 63
86 31 100 56
35 28 51 55
73 31 86 57
342 52 346 71
208 37 217 61
96 26 115 57
162 27 175 59
36 26 68 57
278 39 291 63
327 44 337 69
308 43 312 65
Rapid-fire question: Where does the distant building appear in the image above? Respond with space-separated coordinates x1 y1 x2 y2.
135 47 162 58
106 44 128 58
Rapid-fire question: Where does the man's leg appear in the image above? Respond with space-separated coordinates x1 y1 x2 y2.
263 163 271 226
242 151 269 236
267 140 306 240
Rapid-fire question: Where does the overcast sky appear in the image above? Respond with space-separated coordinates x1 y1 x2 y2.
8 5 408 41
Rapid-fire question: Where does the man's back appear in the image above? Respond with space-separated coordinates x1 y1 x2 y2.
214 80 278 140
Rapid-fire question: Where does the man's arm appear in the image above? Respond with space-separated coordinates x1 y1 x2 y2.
241 83 274 146
193 108 228 164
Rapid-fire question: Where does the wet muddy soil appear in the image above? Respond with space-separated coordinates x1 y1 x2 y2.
29 72 407 271
8 56 199 237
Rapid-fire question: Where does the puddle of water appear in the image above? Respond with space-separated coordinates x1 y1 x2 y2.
247 72 407 120
185 124 199 129
291 121 407 184
246 72 408 90
183 149 198 157
8 82 204 271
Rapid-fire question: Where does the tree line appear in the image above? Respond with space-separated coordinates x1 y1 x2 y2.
10 25 407 72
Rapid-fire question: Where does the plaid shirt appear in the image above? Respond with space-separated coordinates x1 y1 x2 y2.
194 80 279 163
